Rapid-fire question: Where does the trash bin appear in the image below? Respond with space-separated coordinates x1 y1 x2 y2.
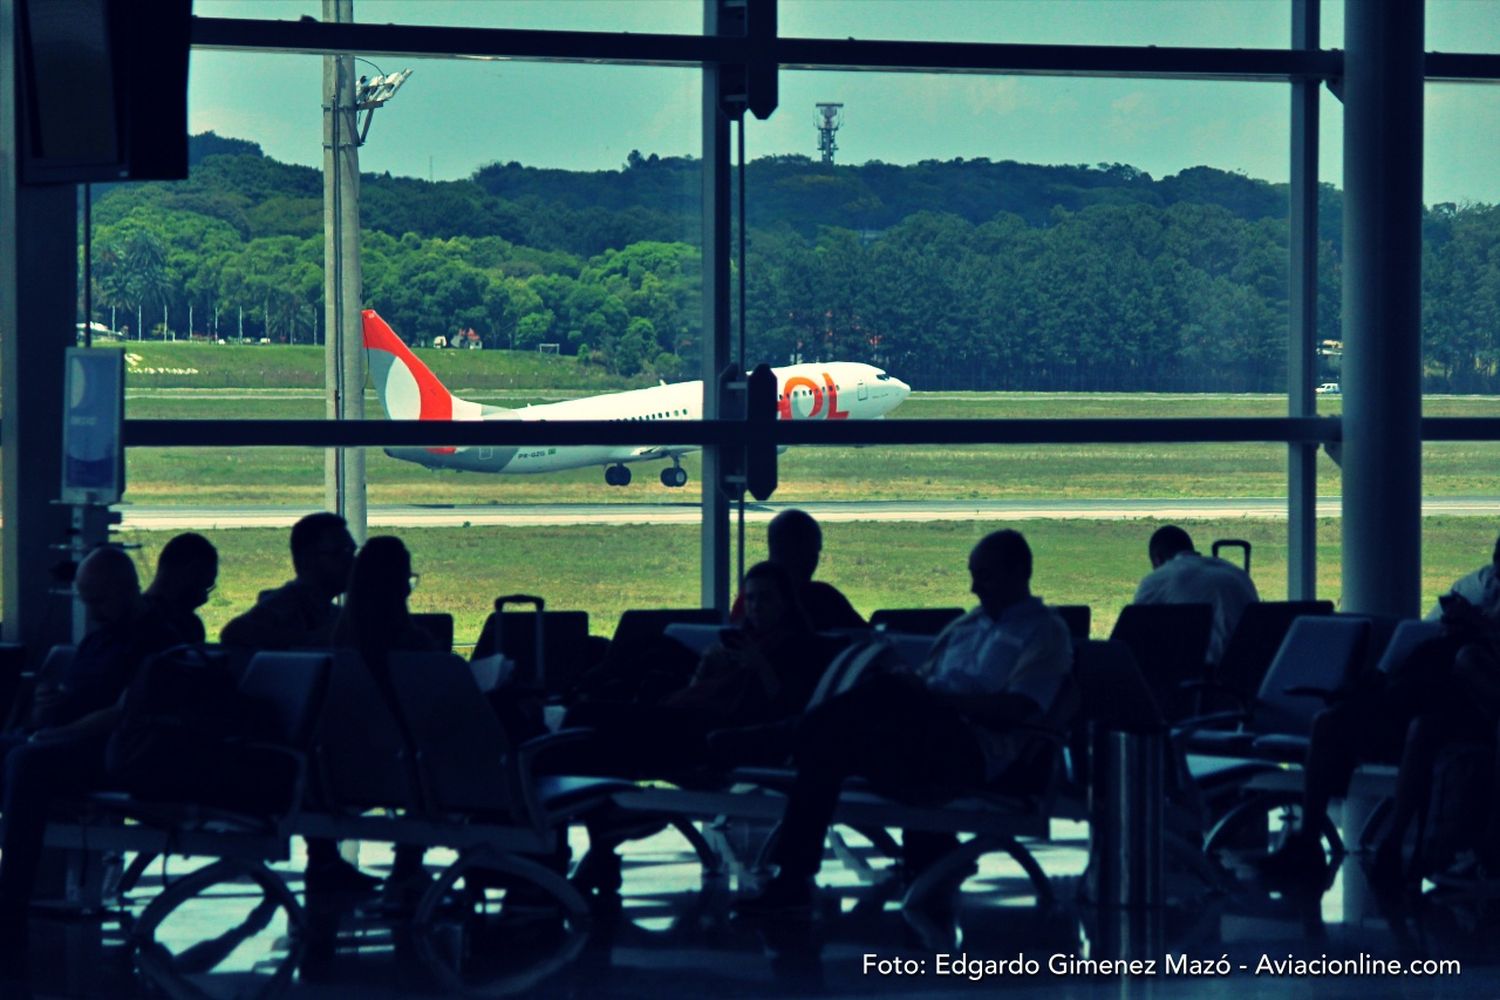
1087 724 1164 908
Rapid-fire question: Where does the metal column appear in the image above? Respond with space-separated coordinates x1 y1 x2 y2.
323 0 367 542
699 0 733 613
0 0 80 655
1340 0 1424 618
1286 0 1320 601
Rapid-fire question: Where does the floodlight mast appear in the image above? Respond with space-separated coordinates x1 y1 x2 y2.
322 1 411 543
816 102 843 164
355 67 412 145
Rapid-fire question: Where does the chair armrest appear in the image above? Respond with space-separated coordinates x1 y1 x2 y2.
1007 721 1067 747
505 728 596 833
516 727 593 773
1170 710 1250 742
1177 680 1250 713
1282 685 1338 704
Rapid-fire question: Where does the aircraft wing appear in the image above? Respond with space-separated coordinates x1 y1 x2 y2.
627 445 698 462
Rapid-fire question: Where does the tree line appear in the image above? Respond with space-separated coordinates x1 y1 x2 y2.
80 132 1500 391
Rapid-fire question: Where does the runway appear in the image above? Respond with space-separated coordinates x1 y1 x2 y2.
111 496 1500 531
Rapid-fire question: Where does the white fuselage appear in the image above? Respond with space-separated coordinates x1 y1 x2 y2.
390 361 909 474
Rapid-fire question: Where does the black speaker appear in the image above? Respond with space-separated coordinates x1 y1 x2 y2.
17 0 191 184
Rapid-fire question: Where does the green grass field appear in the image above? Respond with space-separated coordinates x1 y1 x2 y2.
115 389 1500 505
14 344 1494 639
114 517 1497 647
108 339 640 391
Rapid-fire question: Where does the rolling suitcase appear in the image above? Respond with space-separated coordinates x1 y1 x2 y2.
1212 539 1251 574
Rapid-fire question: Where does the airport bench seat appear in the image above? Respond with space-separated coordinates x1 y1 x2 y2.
38 648 629 944
612 772 1060 907
607 639 1157 907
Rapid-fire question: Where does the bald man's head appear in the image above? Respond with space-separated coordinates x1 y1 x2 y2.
767 508 822 582
968 530 1033 616
75 547 142 629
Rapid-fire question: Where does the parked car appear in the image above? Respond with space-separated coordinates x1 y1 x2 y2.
1315 382 1341 395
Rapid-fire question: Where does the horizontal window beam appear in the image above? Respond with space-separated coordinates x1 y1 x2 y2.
1426 52 1500 83
120 416 1348 448
192 17 1345 81
193 18 1500 83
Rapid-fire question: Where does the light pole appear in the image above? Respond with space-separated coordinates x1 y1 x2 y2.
322 0 410 543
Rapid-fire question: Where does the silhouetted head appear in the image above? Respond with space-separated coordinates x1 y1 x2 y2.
767 509 822 582
290 512 356 599
148 532 218 612
335 536 415 660
1492 532 1500 567
1148 524 1196 569
969 530 1033 617
345 536 413 612
74 546 142 629
741 560 811 636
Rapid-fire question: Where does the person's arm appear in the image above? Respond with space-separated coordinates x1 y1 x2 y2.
30 703 123 745
929 690 1042 730
994 616 1073 724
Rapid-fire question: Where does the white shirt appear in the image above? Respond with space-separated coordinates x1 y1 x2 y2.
921 597 1074 779
1426 563 1500 621
1133 552 1259 665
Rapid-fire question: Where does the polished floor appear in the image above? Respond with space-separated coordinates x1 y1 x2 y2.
7 820 1499 998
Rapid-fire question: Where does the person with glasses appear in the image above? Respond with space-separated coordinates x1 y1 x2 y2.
221 512 355 651
143 532 218 644
331 535 436 908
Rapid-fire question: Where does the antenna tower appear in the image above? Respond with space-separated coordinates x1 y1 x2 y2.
816 103 844 164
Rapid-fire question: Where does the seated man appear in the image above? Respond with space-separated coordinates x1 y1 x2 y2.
221 512 354 650
143 532 218 644
730 509 864 630
1261 533 1500 893
220 512 366 893
0 547 184 930
1133 524 1258 665
734 529 1075 914
1425 532 1499 621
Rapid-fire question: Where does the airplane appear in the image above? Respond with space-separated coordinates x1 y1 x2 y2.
362 309 911 487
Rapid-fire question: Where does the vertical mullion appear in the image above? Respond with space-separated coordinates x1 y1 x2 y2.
1288 0 1319 600
700 0 732 612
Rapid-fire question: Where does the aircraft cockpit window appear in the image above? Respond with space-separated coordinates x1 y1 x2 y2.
876 373 891 381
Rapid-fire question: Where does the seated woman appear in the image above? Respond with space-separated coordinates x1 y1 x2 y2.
557 562 842 893
1260 593 1500 895
330 536 435 902
332 536 435 665
563 561 837 778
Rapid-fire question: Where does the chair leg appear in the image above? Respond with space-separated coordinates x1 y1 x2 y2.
410 846 591 998
901 835 1052 909
131 858 305 945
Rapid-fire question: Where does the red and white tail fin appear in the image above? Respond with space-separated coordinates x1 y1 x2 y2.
363 310 474 421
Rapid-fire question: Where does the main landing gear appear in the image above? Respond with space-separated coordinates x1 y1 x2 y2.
605 464 632 486
660 460 688 489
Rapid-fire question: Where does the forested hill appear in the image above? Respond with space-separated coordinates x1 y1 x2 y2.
132 134 1322 252
84 132 1499 393
475 154 1305 235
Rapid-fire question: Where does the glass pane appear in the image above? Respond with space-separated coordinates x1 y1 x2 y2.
745 71 1289 398
102 53 700 413
118 511 701 651
723 444 1322 638
782 0 1289 48
1427 0 1500 54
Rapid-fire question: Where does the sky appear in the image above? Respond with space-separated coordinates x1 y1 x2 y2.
191 0 1500 204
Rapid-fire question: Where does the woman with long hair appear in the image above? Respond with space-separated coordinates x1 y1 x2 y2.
330 535 433 904
332 535 433 666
